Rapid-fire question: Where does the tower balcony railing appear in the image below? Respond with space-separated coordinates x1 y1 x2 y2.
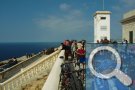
0 48 62 90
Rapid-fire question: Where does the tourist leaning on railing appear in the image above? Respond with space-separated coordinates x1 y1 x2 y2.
76 45 86 69
71 41 77 59
63 40 72 60
46 47 55 55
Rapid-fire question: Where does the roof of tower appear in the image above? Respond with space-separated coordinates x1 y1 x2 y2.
94 11 111 16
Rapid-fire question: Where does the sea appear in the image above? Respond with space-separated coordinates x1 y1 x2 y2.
0 42 61 61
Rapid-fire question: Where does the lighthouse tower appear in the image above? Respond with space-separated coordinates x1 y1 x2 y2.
94 11 111 43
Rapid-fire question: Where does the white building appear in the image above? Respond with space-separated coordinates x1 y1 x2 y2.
94 11 111 43
121 9 135 43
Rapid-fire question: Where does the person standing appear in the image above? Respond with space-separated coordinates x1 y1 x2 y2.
76 46 86 69
71 41 77 59
63 40 72 60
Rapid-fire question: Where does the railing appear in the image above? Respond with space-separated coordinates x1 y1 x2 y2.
42 50 65 90
0 49 61 90
0 53 43 82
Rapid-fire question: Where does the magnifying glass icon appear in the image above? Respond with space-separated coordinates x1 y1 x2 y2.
88 46 132 86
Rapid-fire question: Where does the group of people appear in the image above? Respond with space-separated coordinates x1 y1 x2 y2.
96 37 110 44
26 47 55 58
39 48 55 56
97 37 128 44
61 40 86 69
26 53 35 58
122 39 128 44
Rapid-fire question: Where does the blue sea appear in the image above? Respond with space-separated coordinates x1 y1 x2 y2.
0 42 60 61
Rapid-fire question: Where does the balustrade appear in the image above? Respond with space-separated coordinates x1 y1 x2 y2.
0 49 61 90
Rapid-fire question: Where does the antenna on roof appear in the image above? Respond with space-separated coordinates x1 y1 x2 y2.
103 0 105 10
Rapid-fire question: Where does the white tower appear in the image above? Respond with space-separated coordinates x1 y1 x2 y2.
94 11 111 43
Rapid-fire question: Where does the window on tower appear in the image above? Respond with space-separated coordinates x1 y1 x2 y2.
101 26 107 31
101 17 106 20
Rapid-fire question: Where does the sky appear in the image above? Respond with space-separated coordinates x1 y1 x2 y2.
0 0 135 42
